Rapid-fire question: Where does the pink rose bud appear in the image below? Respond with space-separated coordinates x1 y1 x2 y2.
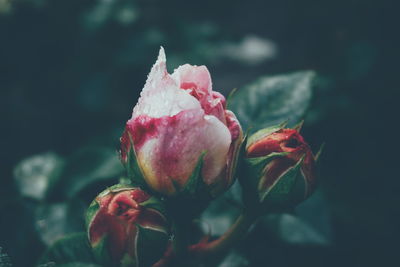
240 122 320 211
120 48 243 197
86 185 169 267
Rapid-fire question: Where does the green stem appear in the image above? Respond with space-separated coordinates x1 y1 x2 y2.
190 211 258 257
172 219 190 256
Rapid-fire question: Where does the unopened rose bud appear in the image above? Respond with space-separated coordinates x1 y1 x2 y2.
120 48 243 198
240 122 320 211
86 185 169 267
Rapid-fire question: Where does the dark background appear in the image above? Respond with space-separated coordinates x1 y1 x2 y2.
1 0 399 266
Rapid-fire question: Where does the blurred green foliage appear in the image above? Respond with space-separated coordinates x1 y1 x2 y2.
1 0 399 266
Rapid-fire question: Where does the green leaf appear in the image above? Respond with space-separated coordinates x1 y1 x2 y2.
40 232 95 265
219 250 249 267
56 263 101 267
48 147 124 200
0 247 12 267
35 203 69 246
13 152 65 200
261 213 329 246
199 187 241 236
229 71 316 133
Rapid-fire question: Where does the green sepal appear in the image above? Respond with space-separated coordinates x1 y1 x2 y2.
125 133 147 188
135 224 169 267
181 151 207 196
260 156 306 210
246 152 289 172
85 200 100 230
239 152 289 209
91 234 112 266
315 143 325 162
226 87 238 109
140 196 167 216
293 120 304 132
165 152 213 220
246 120 288 150
120 254 136 267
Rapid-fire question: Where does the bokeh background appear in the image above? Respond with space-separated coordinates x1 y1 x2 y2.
1 0 399 266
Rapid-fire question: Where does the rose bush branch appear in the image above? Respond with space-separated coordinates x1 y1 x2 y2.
83 48 321 267
189 210 258 258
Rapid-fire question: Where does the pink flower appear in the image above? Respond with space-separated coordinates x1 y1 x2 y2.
121 48 242 196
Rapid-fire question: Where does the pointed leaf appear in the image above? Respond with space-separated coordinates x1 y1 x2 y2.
47 147 123 200
230 71 316 133
40 232 95 265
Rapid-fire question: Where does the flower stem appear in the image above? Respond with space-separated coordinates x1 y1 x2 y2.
172 219 190 256
190 211 258 257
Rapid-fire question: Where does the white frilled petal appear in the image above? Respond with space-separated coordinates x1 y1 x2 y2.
171 64 227 123
133 86 201 118
133 47 201 118
171 64 212 95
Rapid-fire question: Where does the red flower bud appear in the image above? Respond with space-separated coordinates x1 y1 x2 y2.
86 185 169 267
240 122 320 211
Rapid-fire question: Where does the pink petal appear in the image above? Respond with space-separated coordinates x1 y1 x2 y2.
133 48 201 119
127 109 231 195
172 64 226 123
172 64 212 96
133 86 201 118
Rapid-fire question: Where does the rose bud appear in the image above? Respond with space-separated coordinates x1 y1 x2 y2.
239 122 321 211
86 184 169 267
120 47 243 198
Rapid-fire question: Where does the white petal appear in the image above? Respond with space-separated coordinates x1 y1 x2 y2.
134 86 201 118
133 47 201 118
